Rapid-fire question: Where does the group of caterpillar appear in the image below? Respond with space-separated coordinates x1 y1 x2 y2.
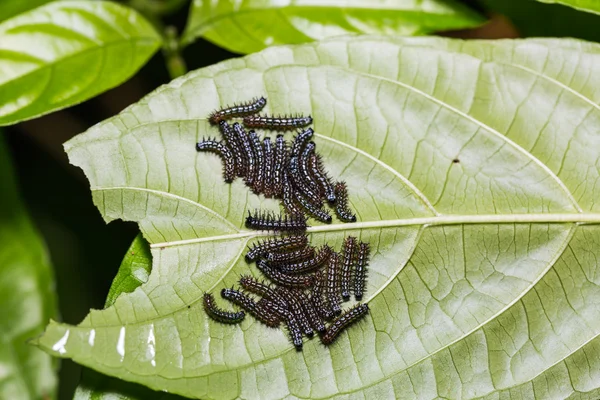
198 97 371 350
203 234 370 349
196 96 356 223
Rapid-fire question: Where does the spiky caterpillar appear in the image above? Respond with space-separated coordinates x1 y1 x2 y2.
203 293 245 324
354 242 370 301
311 271 334 320
245 210 307 232
266 246 315 264
326 251 342 315
341 236 357 299
259 299 303 350
209 97 267 124
256 259 315 288
195 138 236 183
308 153 336 203
278 245 332 274
217 121 247 177
221 288 280 327
333 181 356 222
275 287 314 337
245 235 308 262
321 304 369 345
243 114 312 131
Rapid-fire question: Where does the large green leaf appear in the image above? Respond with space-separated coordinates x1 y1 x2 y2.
535 0 600 14
0 0 162 127
36 36 600 399
0 134 58 399
181 0 484 53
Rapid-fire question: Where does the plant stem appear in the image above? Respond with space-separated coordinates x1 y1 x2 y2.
163 26 188 79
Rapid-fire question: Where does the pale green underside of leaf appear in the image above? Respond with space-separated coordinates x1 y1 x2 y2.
0 0 162 127
535 0 600 15
0 134 58 399
182 0 484 53
35 36 600 399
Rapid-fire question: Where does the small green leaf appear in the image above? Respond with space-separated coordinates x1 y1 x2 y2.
535 0 600 14
0 133 58 399
105 234 152 308
0 0 53 22
0 1 162 127
182 0 484 53
36 37 600 398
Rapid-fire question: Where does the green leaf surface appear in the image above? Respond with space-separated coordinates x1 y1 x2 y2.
182 0 484 53
535 0 600 14
0 0 53 22
0 133 58 399
0 0 162 127
36 36 600 399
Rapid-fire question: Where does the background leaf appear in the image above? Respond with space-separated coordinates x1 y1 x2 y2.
182 0 484 53
0 0 53 22
534 0 600 14
36 36 600 399
484 0 600 42
0 133 58 399
0 0 162 127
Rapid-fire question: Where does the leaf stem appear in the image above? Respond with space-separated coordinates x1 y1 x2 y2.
162 25 188 80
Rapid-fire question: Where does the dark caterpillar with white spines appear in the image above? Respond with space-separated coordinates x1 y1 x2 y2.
243 114 312 131
203 293 245 324
209 97 267 125
245 210 307 232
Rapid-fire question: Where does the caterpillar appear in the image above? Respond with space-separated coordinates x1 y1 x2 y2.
288 156 323 206
334 181 356 223
292 289 326 334
203 293 245 324
233 123 255 186
293 190 332 223
308 153 336 203
341 236 357 300
239 275 288 306
217 121 247 177
262 137 275 197
221 288 280 328
266 246 315 264
260 299 303 350
282 174 305 216
208 96 267 125
290 128 314 158
326 251 342 315
245 235 308 262
354 242 370 301
256 259 314 288
195 138 235 183
245 210 307 232
243 114 312 131
299 142 321 193
275 287 313 337
311 271 334 320
272 134 289 197
248 130 264 193
279 245 332 274
321 304 369 345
